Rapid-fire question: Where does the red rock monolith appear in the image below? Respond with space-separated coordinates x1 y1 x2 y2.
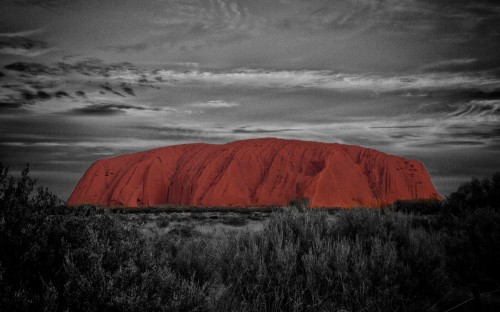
67 138 441 208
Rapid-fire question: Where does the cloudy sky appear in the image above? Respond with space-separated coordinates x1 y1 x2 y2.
1 0 499 200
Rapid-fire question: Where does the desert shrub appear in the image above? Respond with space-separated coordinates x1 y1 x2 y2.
437 173 500 293
288 197 310 211
0 165 210 311
157 217 170 228
333 208 390 241
442 208 500 290
390 198 441 215
1 164 499 311
0 164 64 310
58 216 209 312
215 208 449 312
171 238 222 285
168 223 196 237
442 172 500 213
221 216 249 226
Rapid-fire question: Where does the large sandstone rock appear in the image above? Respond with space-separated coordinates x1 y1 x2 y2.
67 138 441 208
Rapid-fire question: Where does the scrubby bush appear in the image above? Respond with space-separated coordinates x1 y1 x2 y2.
0 164 209 311
1 164 499 311
390 198 441 215
216 208 450 312
0 163 64 310
441 207 500 294
442 172 500 213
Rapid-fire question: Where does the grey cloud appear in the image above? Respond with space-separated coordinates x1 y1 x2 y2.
136 125 202 134
54 90 69 98
100 85 124 97
1 89 67 106
422 58 500 74
0 88 55 113
272 0 500 49
274 0 432 32
445 100 500 118
190 100 238 108
0 101 25 112
469 128 500 140
423 59 477 72
411 140 486 148
0 35 52 57
6 59 500 97
232 127 295 134
57 58 137 77
416 95 500 117
151 69 500 93
153 0 256 33
4 62 58 75
1 59 144 115
0 28 44 37
121 85 135 96
69 103 157 116
134 125 201 137
108 0 263 52
416 102 457 115
415 100 500 124
447 128 500 141
386 100 500 146
389 134 421 140
131 125 228 142
26 90 51 100
370 125 428 129
309 3 384 30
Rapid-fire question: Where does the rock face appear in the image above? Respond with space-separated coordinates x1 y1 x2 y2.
67 138 441 208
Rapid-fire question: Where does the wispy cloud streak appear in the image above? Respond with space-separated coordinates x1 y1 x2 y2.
151 69 499 92
190 100 239 108
0 28 52 57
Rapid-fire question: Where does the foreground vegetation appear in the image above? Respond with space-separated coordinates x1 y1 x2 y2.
1 163 499 311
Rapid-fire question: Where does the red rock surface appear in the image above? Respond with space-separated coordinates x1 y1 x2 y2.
67 138 441 208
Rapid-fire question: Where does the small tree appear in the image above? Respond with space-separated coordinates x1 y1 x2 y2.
442 172 500 213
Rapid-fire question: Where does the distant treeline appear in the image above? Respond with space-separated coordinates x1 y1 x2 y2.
1 163 499 311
